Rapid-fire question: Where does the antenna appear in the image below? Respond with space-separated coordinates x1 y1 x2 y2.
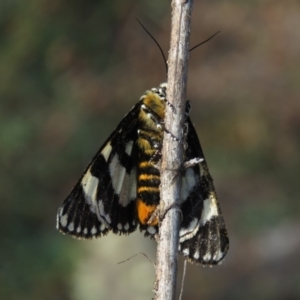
136 18 168 76
136 19 220 75
189 31 220 52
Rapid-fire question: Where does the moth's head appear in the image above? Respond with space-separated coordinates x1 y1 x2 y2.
150 83 167 102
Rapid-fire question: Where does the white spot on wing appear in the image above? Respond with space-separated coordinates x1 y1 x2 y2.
68 222 74 231
182 248 190 256
109 155 126 195
203 253 212 262
56 208 63 229
83 228 88 235
201 194 219 225
76 226 81 233
147 226 156 235
117 223 122 230
60 214 68 227
193 250 200 260
180 168 197 201
82 168 99 215
124 223 129 231
125 141 133 156
101 142 112 161
213 250 224 262
118 168 137 207
91 226 97 235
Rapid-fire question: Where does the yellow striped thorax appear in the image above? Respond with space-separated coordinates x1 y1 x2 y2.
137 83 167 155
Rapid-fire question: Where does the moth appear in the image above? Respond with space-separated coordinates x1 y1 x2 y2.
56 83 229 265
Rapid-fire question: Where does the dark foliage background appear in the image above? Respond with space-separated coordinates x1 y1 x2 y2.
1 1 300 299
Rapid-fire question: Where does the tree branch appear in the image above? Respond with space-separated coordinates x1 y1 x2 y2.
154 1 193 299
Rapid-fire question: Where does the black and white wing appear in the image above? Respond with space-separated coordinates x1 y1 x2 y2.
56 103 141 239
178 117 229 265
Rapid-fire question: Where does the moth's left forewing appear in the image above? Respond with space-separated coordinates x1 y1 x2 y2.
57 103 142 238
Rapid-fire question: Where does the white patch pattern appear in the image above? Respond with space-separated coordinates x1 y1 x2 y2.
147 226 156 235
101 142 112 161
203 253 212 262
213 250 224 262
180 168 197 201
118 168 136 207
60 214 68 227
201 194 219 225
91 226 97 235
109 154 126 195
182 248 190 256
82 167 99 214
56 210 60 229
68 222 74 232
125 141 133 155
193 250 200 260
124 223 129 231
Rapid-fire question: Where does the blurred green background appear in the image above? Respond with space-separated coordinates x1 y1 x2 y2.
1 0 300 299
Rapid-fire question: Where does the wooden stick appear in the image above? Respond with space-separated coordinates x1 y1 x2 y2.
154 1 194 299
